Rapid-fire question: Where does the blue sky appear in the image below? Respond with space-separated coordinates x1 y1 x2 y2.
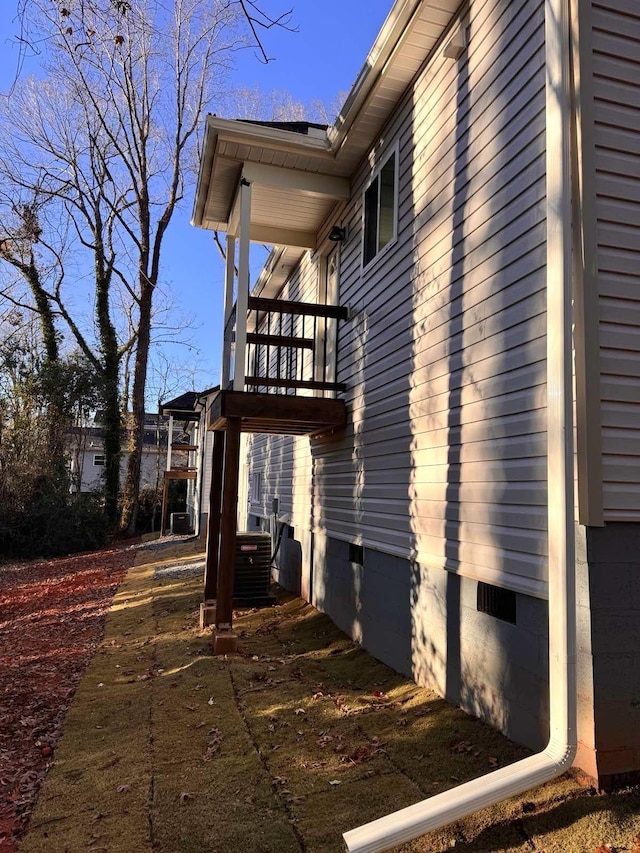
0 1 392 396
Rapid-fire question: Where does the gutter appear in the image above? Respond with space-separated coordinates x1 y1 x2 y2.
343 0 576 848
329 0 422 154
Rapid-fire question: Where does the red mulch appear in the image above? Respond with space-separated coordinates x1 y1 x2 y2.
0 544 137 851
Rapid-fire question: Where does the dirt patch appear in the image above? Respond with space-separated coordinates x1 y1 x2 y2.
0 544 136 851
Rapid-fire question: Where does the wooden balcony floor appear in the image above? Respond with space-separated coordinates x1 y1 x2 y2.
207 390 346 436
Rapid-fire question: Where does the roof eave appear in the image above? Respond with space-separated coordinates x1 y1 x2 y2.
191 117 333 230
328 0 422 152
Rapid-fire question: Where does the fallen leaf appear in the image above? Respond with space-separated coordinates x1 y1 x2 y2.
205 727 223 758
179 791 193 804
117 784 131 793
294 708 306 716
329 779 341 786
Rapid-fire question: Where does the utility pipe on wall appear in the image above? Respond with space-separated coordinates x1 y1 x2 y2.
343 0 576 849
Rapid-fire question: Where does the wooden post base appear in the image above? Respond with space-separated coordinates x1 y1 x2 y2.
211 629 239 655
199 601 217 630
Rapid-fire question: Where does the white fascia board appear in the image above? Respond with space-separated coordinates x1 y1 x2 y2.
249 224 316 250
242 162 350 200
191 118 218 228
208 115 333 159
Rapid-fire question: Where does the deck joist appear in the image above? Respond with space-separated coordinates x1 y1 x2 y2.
207 390 346 436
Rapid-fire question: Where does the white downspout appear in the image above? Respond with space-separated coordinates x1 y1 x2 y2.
343 0 576 849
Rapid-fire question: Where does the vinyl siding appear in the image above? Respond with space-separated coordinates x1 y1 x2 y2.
247 0 548 595
590 0 640 519
246 254 317 531
327 0 547 593
200 428 214 522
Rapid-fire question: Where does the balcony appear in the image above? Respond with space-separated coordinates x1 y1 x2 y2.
191 118 354 650
211 294 348 438
158 397 203 536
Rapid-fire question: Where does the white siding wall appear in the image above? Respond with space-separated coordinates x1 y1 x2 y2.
329 0 547 594
248 0 549 596
200 428 214 520
589 0 640 519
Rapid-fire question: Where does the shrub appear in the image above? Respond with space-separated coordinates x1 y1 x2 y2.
0 479 109 560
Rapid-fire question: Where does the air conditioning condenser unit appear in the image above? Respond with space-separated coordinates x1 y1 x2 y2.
233 532 276 606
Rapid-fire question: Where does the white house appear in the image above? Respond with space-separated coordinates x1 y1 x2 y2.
159 387 219 537
192 0 640 793
68 414 166 494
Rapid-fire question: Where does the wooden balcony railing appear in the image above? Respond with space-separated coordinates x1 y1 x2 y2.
223 296 348 397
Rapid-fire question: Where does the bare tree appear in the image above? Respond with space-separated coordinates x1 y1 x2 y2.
0 94 136 522
227 85 347 125
1 0 296 533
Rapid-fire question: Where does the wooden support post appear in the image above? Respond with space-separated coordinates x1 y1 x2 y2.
213 417 241 653
201 430 225 628
160 475 170 536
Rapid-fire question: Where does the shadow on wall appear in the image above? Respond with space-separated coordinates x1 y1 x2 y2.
273 0 551 754
276 532 303 597
409 0 549 744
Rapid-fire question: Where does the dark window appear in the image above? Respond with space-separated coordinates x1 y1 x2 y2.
349 543 364 565
93 454 106 467
477 582 516 624
363 149 397 266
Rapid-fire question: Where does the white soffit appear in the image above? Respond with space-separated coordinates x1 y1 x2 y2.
191 0 460 235
330 0 460 170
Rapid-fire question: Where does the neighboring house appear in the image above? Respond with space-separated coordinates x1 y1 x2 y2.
191 0 640 788
68 414 167 494
159 387 219 536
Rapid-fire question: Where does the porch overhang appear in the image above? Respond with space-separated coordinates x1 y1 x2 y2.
191 120 349 251
207 390 347 437
191 0 460 247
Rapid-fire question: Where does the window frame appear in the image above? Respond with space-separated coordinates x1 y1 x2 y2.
250 470 263 505
93 453 106 467
361 142 399 271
